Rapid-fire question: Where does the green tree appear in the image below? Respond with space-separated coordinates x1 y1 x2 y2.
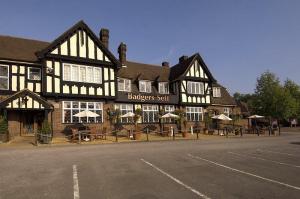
254 71 299 122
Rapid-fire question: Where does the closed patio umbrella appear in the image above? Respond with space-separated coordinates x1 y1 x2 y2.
120 112 135 118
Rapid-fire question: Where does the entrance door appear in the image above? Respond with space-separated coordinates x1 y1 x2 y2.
22 115 34 135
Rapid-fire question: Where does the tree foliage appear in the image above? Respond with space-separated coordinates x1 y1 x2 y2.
235 71 300 123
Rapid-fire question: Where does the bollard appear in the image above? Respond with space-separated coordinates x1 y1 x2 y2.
226 129 228 138
173 129 175 140
240 127 243 137
146 128 149 142
279 126 281 136
35 131 38 146
78 131 81 144
115 131 118 142
196 129 199 139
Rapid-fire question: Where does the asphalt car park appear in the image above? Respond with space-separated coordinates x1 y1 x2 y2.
0 132 300 199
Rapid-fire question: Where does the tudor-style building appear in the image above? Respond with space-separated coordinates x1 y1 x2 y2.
0 20 239 137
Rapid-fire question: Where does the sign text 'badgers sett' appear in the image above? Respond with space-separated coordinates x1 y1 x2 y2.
127 93 169 102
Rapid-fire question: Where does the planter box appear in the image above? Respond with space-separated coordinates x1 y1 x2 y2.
133 132 141 140
182 132 188 138
39 134 52 144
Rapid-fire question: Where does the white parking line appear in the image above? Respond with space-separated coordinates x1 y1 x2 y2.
257 149 298 157
73 165 80 199
228 151 300 168
141 158 211 199
187 154 300 191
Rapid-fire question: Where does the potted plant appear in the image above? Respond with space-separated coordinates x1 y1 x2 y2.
0 115 9 143
133 108 142 140
106 108 122 135
203 112 213 134
39 120 52 144
175 109 188 137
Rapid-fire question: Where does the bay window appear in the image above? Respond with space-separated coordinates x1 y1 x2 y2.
159 82 169 94
186 107 203 121
142 105 159 123
62 101 103 123
63 63 102 84
139 80 151 93
187 81 204 94
118 78 131 92
0 65 9 90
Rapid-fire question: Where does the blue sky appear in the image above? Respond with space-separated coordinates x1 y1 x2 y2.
1 0 300 94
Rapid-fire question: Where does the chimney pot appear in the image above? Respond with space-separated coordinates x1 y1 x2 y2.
100 28 109 48
118 42 127 65
179 55 188 63
162 61 169 67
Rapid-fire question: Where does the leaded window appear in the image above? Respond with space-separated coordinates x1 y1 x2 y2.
62 101 103 123
142 105 159 123
186 107 203 121
115 104 134 123
63 63 102 84
187 81 204 94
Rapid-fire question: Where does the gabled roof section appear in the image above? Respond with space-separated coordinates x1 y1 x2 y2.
170 53 216 82
117 61 170 81
0 35 49 62
36 20 120 67
211 83 236 106
0 89 53 109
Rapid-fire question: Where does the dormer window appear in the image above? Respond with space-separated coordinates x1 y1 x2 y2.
213 87 221 97
28 67 41 80
159 82 169 94
118 78 131 92
187 81 204 94
139 80 151 93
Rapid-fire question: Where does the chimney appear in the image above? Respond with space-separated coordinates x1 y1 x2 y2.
118 42 127 66
100 28 109 48
162 61 169 67
179 55 188 63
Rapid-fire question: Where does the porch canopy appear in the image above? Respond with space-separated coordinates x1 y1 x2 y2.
0 89 53 110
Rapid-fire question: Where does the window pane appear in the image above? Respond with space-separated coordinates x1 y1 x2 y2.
0 78 8 90
64 101 71 108
79 67 86 82
86 67 93 82
63 110 71 123
72 102 79 109
0 65 8 76
94 68 101 83
125 79 131 91
29 68 41 80
63 64 71 81
72 66 79 81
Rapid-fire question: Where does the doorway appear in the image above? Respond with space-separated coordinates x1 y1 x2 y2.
21 111 44 136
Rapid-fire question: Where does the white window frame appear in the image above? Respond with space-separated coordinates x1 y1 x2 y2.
213 87 221 98
187 81 204 94
0 65 9 90
224 107 230 116
139 80 152 93
186 106 203 121
115 104 134 123
164 105 175 123
118 78 131 92
142 104 159 123
28 67 41 80
62 101 103 123
159 82 169 94
63 63 102 84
